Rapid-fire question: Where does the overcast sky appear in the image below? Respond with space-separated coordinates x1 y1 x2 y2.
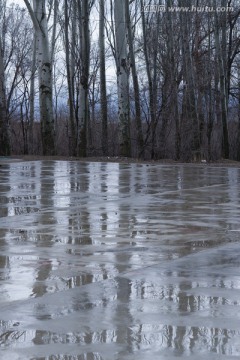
11 0 26 7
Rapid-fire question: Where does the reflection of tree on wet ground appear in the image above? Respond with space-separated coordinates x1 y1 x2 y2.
118 274 240 356
1 162 240 358
0 321 26 349
31 162 56 298
0 165 10 297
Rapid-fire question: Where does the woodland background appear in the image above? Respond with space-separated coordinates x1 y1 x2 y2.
0 0 240 161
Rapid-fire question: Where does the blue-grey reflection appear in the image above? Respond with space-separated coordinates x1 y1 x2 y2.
1 161 240 358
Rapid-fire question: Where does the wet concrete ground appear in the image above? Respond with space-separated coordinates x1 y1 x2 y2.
0 160 240 359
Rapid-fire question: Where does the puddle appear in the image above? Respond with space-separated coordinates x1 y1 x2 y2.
1 161 240 359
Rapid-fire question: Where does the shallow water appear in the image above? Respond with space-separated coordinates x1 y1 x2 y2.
0 160 240 359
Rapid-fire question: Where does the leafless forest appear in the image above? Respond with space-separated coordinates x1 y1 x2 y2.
0 0 240 160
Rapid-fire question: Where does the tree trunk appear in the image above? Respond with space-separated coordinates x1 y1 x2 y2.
0 35 10 155
166 0 181 160
237 67 240 161
140 0 160 159
179 0 199 161
77 0 90 157
214 0 229 158
29 34 37 154
125 0 143 158
64 0 76 156
24 0 55 156
114 0 131 157
206 14 214 161
99 0 108 156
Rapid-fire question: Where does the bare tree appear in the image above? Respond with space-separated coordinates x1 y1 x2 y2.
140 0 161 159
77 0 90 157
23 0 55 155
99 0 108 156
159 0 181 160
28 33 37 154
179 0 199 161
64 0 77 156
0 34 10 155
1 0 239 161
114 0 131 157
214 0 229 158
237 66 240 160
125 0 144 158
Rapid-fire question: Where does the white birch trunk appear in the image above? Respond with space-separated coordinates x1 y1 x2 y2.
24 0 55 155
114 0 131 157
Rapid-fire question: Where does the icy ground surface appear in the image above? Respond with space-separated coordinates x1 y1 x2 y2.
0 160 240 359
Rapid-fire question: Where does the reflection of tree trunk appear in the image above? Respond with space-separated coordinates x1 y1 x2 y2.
0 164 10 280
32 260 52 297
115 277 133 347
114 166 133 348
68 162 92 247
30 162 55 297
0 36 10 155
